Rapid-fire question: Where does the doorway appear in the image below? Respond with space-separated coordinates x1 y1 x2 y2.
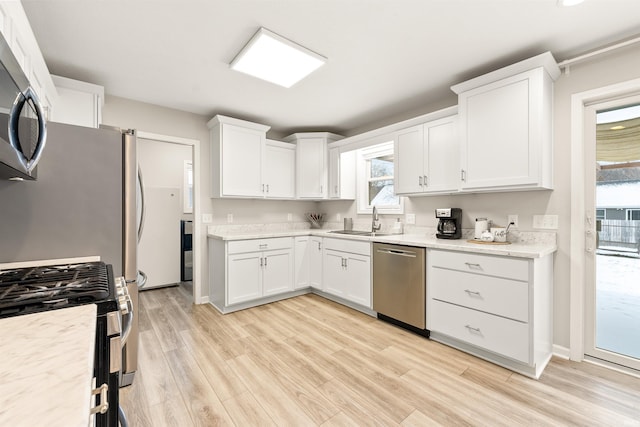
136 131 201 304
584 98 640 372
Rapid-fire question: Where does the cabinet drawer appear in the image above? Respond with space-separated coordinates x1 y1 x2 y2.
431 300 530 363
429 250 528 282
228 237 293 254
430 267 528 322
323 237 370 256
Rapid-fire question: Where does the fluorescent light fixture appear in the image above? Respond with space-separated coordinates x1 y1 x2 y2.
230 27 326 88
557 0 585 6
610 125 626 130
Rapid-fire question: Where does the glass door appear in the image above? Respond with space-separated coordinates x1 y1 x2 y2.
584 96 640 372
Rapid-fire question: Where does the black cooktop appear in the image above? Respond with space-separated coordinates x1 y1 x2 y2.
0 261 117 318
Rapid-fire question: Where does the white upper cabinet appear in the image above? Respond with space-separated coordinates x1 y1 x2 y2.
264 139 296 199
452 52 560 192
395 115 459 196
208 115 270 198
328 147 356 199
394 125 424 194
50 75 104 128
0 2 57 119
285 132 343 199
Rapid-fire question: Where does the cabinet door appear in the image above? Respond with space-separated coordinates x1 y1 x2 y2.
227 252 262 305
394 125 425 195
424 116 459 193
459 73 538 190
323 249 346 297
294 237 309 289
222 125 263 197
262 249 294 296
345 254 371 307
309 237 323 289
328 147 341 198
264 141 295 198
329 149 356 200
296 137 327 198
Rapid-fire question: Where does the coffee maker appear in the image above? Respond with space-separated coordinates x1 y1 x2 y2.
435 208 462 239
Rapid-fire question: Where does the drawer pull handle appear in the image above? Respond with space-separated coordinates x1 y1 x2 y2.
464 289 481 296
464 262 482 269
259 244 268 249
465 325 481 333
90 383 109 415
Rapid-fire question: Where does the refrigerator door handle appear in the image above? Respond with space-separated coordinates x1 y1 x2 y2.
137 165 146 242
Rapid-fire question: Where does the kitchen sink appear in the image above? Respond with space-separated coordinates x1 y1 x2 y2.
328 230 392 237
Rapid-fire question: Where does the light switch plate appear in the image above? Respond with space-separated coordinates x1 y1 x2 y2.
406 213 416 225
337 213 341 222
202 213 212 224
227 213 234 223
287 213 293 221
533 214 558 229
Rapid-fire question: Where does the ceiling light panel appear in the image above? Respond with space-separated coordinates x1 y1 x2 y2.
230 28 326 88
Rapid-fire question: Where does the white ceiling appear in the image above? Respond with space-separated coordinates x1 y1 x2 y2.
21 0 640 136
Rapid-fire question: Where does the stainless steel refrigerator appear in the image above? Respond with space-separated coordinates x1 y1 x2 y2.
0 121 140 386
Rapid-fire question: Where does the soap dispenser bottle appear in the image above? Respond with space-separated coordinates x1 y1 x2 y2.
391 218 404 234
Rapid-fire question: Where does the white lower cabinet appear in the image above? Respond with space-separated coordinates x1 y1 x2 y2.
294 236 323 290
309 236 323 289
322 238 371 308
211 237 294 309
227 252 262 305
427 249 553 378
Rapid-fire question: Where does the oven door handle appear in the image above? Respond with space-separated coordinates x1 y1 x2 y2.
120 297 134 346
118 404 129 427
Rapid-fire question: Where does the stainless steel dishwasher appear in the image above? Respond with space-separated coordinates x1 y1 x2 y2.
373 243 428 335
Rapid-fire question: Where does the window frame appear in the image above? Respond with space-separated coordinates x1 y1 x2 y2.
356 141 404 215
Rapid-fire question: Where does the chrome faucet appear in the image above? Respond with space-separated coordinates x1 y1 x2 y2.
372 206 381 232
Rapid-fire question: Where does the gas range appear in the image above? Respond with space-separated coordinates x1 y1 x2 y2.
0 261 131 426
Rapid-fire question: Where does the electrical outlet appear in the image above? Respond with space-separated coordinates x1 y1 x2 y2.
227 213 234 223
507 214 518 228
337 213 341 222
533 214 558 229
202 213 212 224
287 213 293 221
406 213 416 225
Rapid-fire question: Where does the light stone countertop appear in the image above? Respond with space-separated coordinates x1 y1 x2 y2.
0 304 97 427
207 226 556 259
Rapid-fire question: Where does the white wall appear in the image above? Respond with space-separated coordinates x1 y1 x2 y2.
102 42 640 348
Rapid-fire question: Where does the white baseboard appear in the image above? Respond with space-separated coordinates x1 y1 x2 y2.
195 296 209 304
553 344 571 359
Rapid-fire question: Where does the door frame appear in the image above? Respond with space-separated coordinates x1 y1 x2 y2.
137 131 203 303
569 77 640 361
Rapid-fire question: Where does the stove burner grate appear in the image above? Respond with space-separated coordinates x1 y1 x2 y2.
0 262 111 313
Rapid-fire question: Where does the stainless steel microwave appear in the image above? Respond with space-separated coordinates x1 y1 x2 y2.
0 32 47 181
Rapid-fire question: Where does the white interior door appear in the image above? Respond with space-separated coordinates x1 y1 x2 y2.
584 95 640 372
138 187 182 289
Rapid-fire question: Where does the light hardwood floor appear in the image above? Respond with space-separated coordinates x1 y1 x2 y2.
120 286 640 426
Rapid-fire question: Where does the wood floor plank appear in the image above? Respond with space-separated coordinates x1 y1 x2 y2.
227 354 318 425
121 287 640 427
163 345 235 426
400 409 445 427
221 391 277 427
240 340 341 424
178 328 248 402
